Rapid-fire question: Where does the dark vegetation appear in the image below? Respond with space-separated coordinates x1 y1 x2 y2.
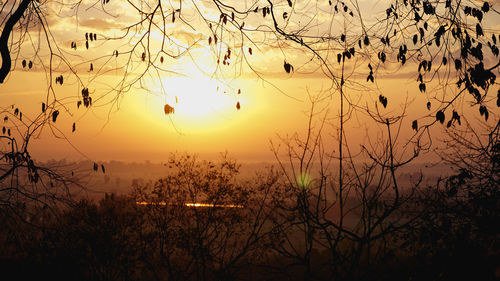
1 0 499 280
0 143 498 280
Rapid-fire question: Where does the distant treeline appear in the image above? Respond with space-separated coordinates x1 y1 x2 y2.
0 153 498 281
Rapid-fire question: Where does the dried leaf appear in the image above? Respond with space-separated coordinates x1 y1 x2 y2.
379 95 388 108
52 110 59 122
284 61 293 73
164 104 175 114
436 110 445 124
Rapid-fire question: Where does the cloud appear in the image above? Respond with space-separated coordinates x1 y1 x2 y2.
78 18 123 31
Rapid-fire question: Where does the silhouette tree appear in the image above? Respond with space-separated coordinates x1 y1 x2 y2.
0 1 498 278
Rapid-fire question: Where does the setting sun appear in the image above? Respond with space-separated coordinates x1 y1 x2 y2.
162 76 237 118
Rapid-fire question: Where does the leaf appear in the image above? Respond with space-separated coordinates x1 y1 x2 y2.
22 60 26 68
287 0 292 7
442 57 447 65
341 34 345 42
426 101 431 110
379 95 387 108
379 52 386 63
142 52 146 61
364 35 370 46
86 41 89 49
412 120 418 131
52 110 59 122
482 2 490 13
413 34 418 45
236 101 241 110
248 47 252 55
476 23 483 37
101 164 105 173
93 163 98 171
72 122 76 132
42 103 46 113
28 61 33 69
479 105 489 121
419 83 426 93
208 37 212 45
164 104 175 115
160 56 164 63
238 89 241 94
284 61 293 73
454 59 462 70
436 110 445 124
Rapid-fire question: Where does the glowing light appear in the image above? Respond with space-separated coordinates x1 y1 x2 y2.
160 76 235 118
136 201 244 208
297 172 312 189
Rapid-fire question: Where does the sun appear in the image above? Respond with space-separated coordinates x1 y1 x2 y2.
167 76 234 118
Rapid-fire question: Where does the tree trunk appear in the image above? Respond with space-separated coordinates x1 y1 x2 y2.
0 0 32 83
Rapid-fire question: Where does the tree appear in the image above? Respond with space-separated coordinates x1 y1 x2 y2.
131 153 284 280
0 1 499 278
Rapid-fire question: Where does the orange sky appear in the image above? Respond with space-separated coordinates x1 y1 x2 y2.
1 0 498 163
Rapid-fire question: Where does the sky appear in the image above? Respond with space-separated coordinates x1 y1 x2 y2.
1 0 499 163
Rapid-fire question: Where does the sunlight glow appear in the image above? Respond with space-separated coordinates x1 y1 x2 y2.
154 75 239 119
136 201 244 208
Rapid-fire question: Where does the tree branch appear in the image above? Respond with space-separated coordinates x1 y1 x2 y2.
0 0 31 83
